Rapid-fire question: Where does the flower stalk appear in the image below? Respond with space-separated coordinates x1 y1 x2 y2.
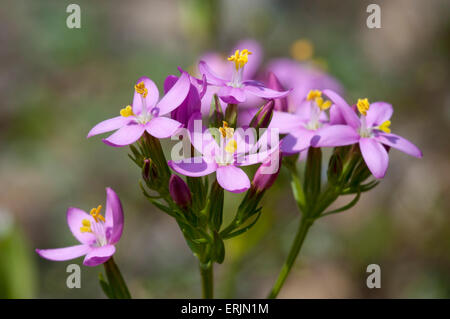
102 257 131 299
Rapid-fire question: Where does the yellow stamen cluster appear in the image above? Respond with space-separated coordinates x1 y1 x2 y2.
315 97 332 111
357 98 370 116
135 82 148 98
219 121 234 138
120 105 134 117
378 120 391 133
228 49 252 70
306 90 322 101
90 205 105 223
80 219 92 233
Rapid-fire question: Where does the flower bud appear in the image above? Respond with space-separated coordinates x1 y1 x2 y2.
169 175 192 208
249 100 275 130
267 72 288 112
252 147 282 193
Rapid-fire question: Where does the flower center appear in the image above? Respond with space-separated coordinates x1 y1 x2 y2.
216 121 237 166
119 81 154 124
305 90 331 130
356 98 391 136
228 49 252 87
80 205 107 247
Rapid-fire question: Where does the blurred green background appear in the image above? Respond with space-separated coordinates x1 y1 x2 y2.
0 0 449 298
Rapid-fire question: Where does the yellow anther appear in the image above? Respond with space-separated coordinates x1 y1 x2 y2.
228 49 252 70
225 139 238 154
307 90 322 101
219 121 234 138
120 105 134 117
135 82 148 98
378 120 391 133
315 97 332 111
80 219 92 233
357 98 370 116
90 205 105 223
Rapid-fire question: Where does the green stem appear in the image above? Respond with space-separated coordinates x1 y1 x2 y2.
199 262 214 298
103 257 131 299
267 216 313 299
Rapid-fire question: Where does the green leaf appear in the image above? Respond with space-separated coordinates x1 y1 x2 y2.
99 273 114 299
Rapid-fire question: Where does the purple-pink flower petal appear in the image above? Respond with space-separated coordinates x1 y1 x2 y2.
269 111 305 134
218 86 246 104
199 60 228 86
146 117 182 139
168 157 218 177
155 71 190 116
87 116 132 138
244 81 291 99
324 89 360 129
66 207 96 245
365 102 393 127
102 123 146 147
132 77 159 115
311 125 360 148
83 245 116 267
375 133 422 158
104 188 124 245
281 127 316 154
216 165 250 193
36 245 91 261
359 137 389 179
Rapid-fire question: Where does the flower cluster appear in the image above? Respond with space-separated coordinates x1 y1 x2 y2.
36 39 422 299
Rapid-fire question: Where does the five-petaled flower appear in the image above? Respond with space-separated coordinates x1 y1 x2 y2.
270 89 360 154
168 112 270 193
87 72 191 147
199 49 290 105
321 89 423 178
36 188 124 267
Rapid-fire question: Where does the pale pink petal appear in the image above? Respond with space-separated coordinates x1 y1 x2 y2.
244 81 291 99
155 71 190 116
311 125 360 148
146 117 182 139
218 86 246 104
269 111 303 133
359 138 389 179
324 89 360 129
375 133 422 158
36 245 90 261
281 127 315 154
216 165 250 193
168 157 217 177
103 123 145 147
66 207 96 245
198 61 228 86
83 245 116 267
87 116 131 138
365 102 393 127
104 188 124 245
132 77 159 114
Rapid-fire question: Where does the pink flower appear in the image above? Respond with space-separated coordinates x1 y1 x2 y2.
87 72 191 147
269 89 359 154
168 112 266 193
198 39 264 113
36 188 124 267
323 89 423 178
199 49 290 105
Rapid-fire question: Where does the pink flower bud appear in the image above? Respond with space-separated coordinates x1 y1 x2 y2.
169 175 192 208
267 72 288 112
252 147 283 192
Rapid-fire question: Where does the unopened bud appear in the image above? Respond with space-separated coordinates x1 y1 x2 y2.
252 147 282 193
249 100 275 130
267 72 288 112
169 175 192 208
